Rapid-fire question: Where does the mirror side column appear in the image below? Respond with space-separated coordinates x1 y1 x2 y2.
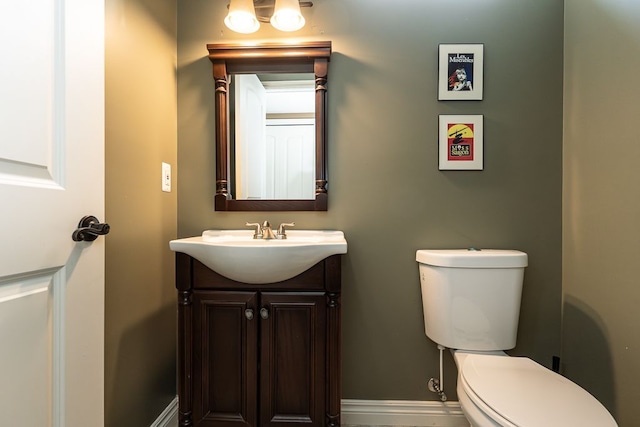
314 57 329 210
213 59 231 210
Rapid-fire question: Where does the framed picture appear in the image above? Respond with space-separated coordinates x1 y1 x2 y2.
438 44 484 100
439 115 483 170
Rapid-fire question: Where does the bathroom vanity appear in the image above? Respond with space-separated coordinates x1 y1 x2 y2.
175 252 343 427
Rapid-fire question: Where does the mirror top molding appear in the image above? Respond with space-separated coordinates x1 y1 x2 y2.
206 41 332 61
207 41 332 212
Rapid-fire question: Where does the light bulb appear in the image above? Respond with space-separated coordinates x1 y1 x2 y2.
224 0 260 34
270 0 305 32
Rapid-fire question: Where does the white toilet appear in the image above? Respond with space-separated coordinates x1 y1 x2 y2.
416 249 617 427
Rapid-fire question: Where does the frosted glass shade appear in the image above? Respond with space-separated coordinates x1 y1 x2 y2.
270 0 305 32
224 0 260 34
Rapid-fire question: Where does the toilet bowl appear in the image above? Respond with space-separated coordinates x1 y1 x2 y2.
416 249 618 427
453 351 616 427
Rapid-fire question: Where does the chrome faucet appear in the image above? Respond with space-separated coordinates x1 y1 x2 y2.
246 221 295 239
246 221 276 239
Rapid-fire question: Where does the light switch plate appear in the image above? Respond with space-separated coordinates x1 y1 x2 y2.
162 162 171 192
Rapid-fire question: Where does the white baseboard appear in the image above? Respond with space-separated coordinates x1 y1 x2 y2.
150 396 178 427
341 399 470 427
152 397 469 427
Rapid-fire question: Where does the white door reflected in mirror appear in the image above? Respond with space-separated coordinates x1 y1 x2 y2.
234 74 315 200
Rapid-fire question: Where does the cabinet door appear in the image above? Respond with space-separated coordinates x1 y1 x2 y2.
260 292 327 426
193 291 258 426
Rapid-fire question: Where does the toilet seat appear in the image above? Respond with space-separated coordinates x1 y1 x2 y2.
460 354 617 427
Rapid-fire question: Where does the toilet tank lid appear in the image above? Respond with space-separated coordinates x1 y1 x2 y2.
416 249 528 268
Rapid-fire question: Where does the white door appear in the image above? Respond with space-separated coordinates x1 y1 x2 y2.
235 74 267 199
0 1 105 426
266 121 315 199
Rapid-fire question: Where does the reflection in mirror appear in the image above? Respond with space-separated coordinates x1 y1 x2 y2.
207 41 331 212
231 73 315 200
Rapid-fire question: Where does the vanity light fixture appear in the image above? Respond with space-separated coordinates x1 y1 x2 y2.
224 0 312 34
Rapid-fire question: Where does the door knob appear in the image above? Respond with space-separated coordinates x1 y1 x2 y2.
72 215 110 242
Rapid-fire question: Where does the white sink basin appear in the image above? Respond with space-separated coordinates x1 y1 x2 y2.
169 230 347 284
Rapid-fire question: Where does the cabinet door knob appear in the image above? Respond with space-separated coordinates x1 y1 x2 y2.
260 308 269 319
245 309 254 320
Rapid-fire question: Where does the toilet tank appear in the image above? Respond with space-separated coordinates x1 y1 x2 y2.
416 249 528 351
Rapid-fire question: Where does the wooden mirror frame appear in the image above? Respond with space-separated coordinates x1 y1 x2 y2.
207 41 332 211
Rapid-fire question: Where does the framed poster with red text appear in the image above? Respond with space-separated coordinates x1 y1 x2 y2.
438 115 483 170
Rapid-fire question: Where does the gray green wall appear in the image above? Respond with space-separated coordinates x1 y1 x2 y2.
177 0 564 401
563 1 640 425
105 0 177 425
99 1 640 424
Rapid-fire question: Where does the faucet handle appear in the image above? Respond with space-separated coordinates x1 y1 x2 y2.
246 222 262 239
276 222 295 239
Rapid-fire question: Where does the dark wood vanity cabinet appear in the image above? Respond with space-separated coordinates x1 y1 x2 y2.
176 253 342 427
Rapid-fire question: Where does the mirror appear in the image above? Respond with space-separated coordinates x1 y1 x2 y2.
231 73 316 201
207 41 332 211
